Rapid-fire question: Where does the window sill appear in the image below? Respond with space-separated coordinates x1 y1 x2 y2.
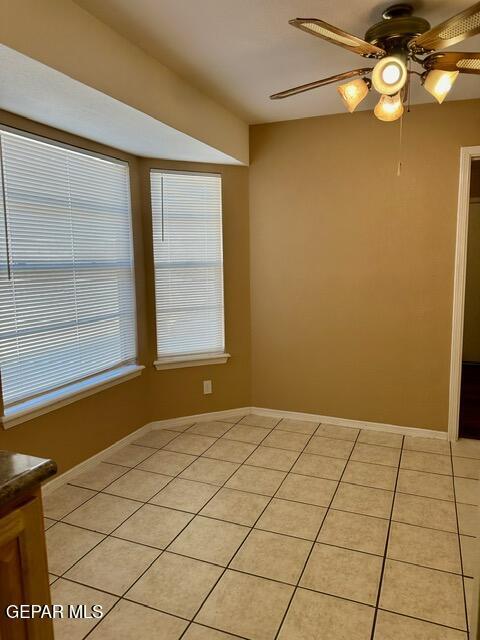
154 353 231 370
1 364 145 430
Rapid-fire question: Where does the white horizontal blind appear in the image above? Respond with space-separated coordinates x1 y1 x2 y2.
151 170 225 359
0 129 137 408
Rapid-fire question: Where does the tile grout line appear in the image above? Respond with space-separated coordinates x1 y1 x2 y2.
53 415 250 638
50 522 473 583
175 416 326 639
48 425 194 522
61 415 245 518
50 512 474 585
152 428 453 459
56 567 471 637
79 414 281 639
368 433 404 640
50 415 278 548
48 430 473 568
70 459 476 499
272 426 364 639
377 607 470 634
72 438 478 483
45 497 474 546
48 421 478 638
175 415 293 639
67 473 477 506
160 438 474 486
47 479 475 537
49 429 194 574
450 440 471 640
54 561 473 636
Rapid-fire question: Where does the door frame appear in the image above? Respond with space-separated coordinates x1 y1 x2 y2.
448 145 480 442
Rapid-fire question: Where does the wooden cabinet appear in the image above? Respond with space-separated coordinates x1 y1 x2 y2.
0 491 53 640
0 536 26 640
0 469 54 640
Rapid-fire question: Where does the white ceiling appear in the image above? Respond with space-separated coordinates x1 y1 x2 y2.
75 0 480 124
0 46 242 165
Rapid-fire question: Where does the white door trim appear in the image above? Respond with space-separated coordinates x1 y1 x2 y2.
448 146 480 442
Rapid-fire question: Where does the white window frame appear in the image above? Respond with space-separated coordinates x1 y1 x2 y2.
0 126 143 428
150 169 230 370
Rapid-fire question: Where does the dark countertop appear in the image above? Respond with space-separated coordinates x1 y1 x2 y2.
0 450 57 507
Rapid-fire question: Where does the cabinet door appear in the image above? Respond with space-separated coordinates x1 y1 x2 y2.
0 537 27 640
0 498 53 640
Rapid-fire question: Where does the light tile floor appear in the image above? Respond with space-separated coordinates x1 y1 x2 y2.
43 415 480 640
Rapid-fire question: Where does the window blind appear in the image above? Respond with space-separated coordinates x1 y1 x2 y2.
150 170 225 360
0 128 137 409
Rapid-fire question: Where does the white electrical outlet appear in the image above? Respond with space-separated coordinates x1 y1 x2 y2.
203 380 212 395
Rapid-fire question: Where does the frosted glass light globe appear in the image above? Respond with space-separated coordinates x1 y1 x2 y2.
372 56 407 95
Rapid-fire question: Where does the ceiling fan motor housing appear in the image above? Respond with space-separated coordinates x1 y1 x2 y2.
365 3 430 55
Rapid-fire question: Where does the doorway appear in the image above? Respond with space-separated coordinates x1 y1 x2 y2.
449 147 480 441
460 158 480 439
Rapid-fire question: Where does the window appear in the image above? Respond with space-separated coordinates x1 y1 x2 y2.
0 127 138 420
150 170 228 368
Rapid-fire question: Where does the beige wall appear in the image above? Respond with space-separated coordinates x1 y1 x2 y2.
1 0 248 164
0 111 251 473
249 99 480 431
2 98 480 474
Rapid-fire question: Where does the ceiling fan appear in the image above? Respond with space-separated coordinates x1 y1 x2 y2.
270 3 480 121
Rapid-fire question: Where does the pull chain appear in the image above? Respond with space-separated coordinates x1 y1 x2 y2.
395 61 413 177
407 59 412 113
397 113 403 177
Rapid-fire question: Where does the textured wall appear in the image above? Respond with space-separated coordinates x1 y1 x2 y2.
249 99 480 431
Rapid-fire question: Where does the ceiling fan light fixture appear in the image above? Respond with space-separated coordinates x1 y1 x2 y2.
374 93 404 122
372 56 408 95
423 69 459 103
274 4 480 123
337 78 370 112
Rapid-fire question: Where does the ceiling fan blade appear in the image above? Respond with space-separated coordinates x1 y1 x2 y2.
289 18 385 57
410 2 480 51
270 68 373 100
424 51 480 74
